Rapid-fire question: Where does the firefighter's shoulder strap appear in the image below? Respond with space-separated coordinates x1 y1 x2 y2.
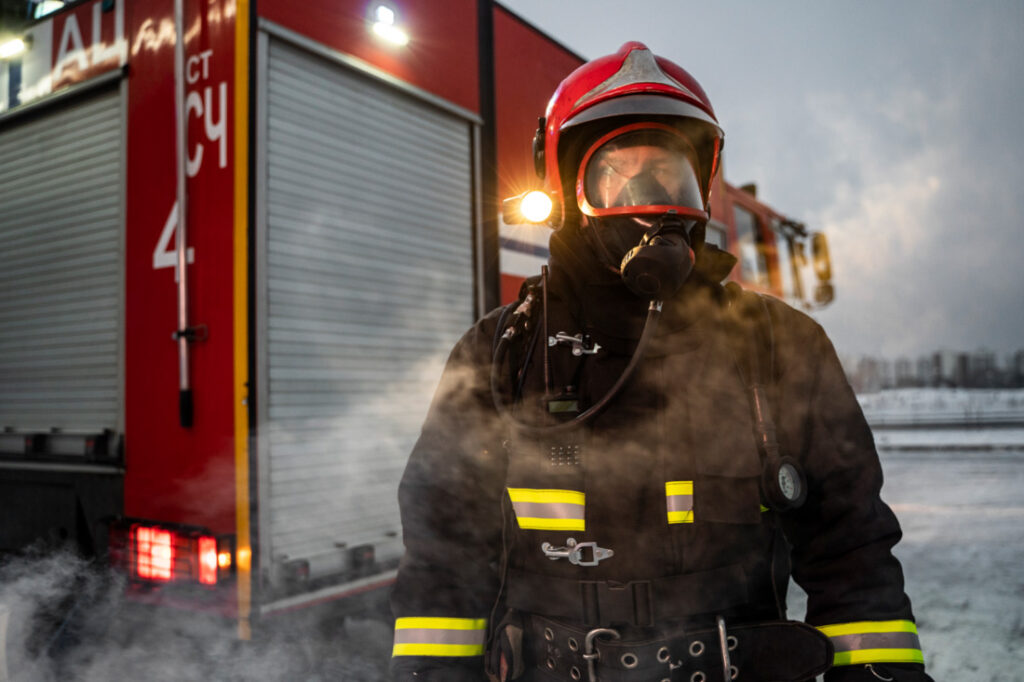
491 274 544 403
491 275 543 354
724 281 802 620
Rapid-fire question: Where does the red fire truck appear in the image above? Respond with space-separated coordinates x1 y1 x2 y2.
0 0 831 637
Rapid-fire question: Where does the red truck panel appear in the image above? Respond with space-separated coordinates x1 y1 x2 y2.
123 0 238 538
259 0 480 114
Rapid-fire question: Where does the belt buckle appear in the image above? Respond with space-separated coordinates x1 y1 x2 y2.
716 616 738 681
582 627 619 682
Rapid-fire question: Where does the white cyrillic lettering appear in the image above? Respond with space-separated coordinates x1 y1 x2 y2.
55 14 88 78
198 49 213 80
186 90 204 176
205 82 227 169
91 0 126 65
187 55 201 84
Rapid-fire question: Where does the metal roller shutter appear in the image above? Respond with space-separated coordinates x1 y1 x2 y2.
261 37 474 576
0 88 123 436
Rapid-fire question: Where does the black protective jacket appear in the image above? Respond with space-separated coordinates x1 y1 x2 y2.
391 226 929 682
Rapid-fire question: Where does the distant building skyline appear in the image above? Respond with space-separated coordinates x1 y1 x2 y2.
842 348 1024 393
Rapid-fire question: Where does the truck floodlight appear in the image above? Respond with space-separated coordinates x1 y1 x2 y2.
370 3 409 46
502 190 556 225
375 4 395 25
32 0 66 19
520 190 554 223
217 550 233 569
0 37 28 60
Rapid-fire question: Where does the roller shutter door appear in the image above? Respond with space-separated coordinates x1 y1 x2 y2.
262 38 474 573
0 89 123 436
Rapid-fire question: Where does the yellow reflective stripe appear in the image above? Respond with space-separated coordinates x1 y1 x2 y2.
507 488 585 505
818 620 918 638
395 617 487 631
818 620 923 667
666 481 694 524
833 649 925 666
392 643 485 657
760 505 770 512
508 488 585 531
393 617 487 658
515 517 586 531
665 481 693 496
667 510 694 524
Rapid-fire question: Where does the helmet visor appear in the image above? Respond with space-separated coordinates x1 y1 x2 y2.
579 125 706 220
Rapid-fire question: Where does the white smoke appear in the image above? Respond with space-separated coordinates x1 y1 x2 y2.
0 545 393 680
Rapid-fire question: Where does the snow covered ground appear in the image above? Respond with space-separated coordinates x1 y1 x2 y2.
788 446 1024 681
3 438 1022 680
858 388 1024 427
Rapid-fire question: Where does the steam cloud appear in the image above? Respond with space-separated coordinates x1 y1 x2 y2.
0 545 392 681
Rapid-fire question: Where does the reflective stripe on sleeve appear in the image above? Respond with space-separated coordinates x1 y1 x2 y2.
392 617 487 657
507 488 585 531
817 620 924 666
666 481 694 524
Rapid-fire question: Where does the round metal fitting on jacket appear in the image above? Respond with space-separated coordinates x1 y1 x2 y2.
570 666 582 680
546 657 556 670
620 652 639 669
656 646 671 663
568 636 579 652
544 627 554 642
689 640 705 657
730 664 739 679
727 635 738 651
690 672 706 682
865 664 896 681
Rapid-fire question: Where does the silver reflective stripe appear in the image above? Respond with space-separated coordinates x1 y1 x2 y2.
818 620 924 666
511 500 585 520
666 492 693 513
393 628 486 646
830 631 922 653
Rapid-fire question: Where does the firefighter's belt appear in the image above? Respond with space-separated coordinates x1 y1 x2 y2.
526 615 834 682
506 565 748 627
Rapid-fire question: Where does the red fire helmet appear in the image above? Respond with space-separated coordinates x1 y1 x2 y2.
535 41 724 227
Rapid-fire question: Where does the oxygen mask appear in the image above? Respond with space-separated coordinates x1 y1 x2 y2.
577 123 707 300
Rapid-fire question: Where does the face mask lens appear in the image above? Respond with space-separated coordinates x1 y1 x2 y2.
583 129 704 214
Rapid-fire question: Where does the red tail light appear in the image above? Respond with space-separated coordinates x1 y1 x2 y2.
198 535 218 585
111 520 235 587
134 526 174 581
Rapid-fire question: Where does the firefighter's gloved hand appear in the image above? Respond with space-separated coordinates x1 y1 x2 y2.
826 663 935 682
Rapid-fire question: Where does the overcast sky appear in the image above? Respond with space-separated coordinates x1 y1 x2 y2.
498 0 1024 361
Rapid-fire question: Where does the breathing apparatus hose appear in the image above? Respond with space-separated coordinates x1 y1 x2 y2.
490 300 663 437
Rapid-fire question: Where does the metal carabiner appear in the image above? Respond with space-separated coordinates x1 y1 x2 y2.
583 627 620 682
540 538 614 567
548 331 602 356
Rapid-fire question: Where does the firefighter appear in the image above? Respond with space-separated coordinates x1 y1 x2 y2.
390 42 933 682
